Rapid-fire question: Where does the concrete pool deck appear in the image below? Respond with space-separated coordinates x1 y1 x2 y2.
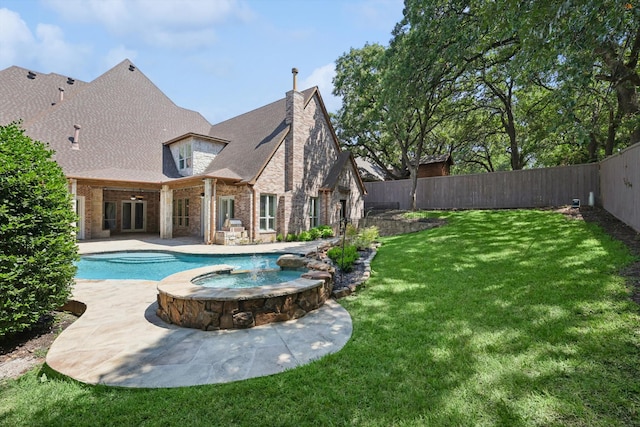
45 237 353 388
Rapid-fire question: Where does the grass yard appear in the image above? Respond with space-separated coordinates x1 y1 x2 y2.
1 210 639 426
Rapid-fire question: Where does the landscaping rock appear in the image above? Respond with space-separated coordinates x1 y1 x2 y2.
276 254 307 269
306 260 334 273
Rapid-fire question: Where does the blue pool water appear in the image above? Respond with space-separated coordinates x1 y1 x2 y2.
193 269 304 288
76 251 283 281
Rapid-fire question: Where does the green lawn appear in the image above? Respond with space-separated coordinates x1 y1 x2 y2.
1 210 639 426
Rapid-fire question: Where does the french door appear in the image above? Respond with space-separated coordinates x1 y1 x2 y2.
122 201 146 232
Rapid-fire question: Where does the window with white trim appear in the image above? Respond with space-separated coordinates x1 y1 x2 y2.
179 144 192 170
173 198 190 226
259 194 276 231
309 197 319 228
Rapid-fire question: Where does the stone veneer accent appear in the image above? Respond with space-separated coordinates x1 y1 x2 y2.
156 265 333 330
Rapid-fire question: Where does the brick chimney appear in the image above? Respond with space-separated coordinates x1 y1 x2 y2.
285 68 304 191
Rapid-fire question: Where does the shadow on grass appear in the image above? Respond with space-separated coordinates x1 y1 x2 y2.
1 210 639 426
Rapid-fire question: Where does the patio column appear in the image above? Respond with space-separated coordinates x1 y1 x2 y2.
160 185 173 239
203 178 214 244
69 179 77 235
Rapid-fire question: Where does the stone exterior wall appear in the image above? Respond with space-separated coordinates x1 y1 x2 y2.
169 136 225 177
252 91 364 241
326 164 365 227
192 138 225 175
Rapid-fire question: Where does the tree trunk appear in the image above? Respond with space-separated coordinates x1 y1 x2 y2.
587 131 599 163
605 107 622 157
409 164 418 211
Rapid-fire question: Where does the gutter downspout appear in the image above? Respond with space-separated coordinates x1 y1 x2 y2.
211 179 217 244
203 178 213 244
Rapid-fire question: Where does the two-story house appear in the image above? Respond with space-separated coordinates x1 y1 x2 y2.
0 60 365 243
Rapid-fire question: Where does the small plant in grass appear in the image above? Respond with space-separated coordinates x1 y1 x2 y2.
327 244 359 272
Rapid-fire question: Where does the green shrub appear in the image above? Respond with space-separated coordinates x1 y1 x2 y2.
320 227 334 238
276 233 284 242
286 233 297 242
298 231 312 241
317 225 334 238
308 227 321 240
327 244 359 272
352 226 380 250
0 123 79 336
345 223 358 239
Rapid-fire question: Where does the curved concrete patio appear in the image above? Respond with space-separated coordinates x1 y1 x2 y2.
46 237 353 388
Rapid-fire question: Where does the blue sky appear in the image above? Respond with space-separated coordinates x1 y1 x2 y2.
0 0 403 123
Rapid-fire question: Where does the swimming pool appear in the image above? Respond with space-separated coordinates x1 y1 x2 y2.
76 251 282 281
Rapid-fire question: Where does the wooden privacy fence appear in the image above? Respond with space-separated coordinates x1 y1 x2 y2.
365 143 640 232
365 164 600 211
600 143 640 232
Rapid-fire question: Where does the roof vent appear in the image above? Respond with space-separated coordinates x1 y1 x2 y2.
128 64 136 72
27 71 36 79
58 87 64 102
71 124 81 150
67 77 75 85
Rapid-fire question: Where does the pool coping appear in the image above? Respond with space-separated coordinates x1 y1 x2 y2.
157 265 322 301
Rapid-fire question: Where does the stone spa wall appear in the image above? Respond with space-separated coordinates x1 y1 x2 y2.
156 258 334 330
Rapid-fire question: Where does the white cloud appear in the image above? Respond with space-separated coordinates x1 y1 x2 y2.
0 8 90 75
43 0 253 50
0 8 35 66
104 45 138 69
35 24 91 72
301 63 341 113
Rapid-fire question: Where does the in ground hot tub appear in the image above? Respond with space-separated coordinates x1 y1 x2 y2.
156 265 333 330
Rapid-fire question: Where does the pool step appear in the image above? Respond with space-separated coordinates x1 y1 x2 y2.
83 254 181 264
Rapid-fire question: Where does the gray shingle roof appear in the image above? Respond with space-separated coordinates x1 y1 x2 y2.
205 87 316 183
1 61 363 193
322 151 350 189
0 60 212 181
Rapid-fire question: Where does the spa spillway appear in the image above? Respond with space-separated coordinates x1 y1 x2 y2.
156 265 333 330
